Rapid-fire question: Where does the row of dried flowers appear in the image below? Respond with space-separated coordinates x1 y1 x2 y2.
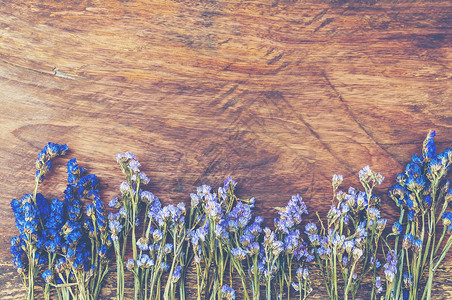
11 131 452 300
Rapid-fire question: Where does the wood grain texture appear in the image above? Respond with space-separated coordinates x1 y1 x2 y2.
0 0 451 298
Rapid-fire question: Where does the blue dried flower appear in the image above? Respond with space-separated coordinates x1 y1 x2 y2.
423 131 436 160
120 182 130 194
11 236 25 272
227 202 253 229
356 191 368 208
42 269 53 283
244 222 262 237
375 276 383 294
402 234 414 249
356 223 367 238
392 222 403 236
403 272 413 288
190 193 201 208
35 143 68 181
163 243 173 255
317 247 331 259
206 200 223 223
389 184 407 206
98 244 107 259
160 262 170 272
442 212 452 229
153 229 163 242
406 176 426 193
224 176 237 187
247 242 260 255
138 255 154 269
86 203 95 217
126 258 135 271
308 234 320 246
342 255 349 267
35 193 50 219
231 247 247 261
221 284 236 300
172 266 182 283
137 237 149 251
367 207 380 220
406 162 422 177
240 234 255 247
413 239 423 253
135 172 150 184
332 174 343 188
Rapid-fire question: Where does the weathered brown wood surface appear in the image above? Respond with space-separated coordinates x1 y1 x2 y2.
0 0 451 298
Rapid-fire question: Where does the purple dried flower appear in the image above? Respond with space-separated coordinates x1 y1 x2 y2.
140 191 156 204
120 182 129 194
172 266 182 283
332 174 343 189
137 237 149 251
375 276 383 293
153 229 163 242
138 254 153 268
247 242 260 255
231 247 247 261
368 207 381 220
353 248 363 261
284 230 300 254
384 250 397 283
109 220 123 241
128 160 141 173
244 222 262 236
240 234 254 247
255 216 264 224
343 240 354 254
126 258 135 271
274 194 308 233
108 197 119 208
206 200 223 222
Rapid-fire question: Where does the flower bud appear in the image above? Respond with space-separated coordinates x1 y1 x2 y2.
332 174 343 189
353 247 363 261
126 258 135 271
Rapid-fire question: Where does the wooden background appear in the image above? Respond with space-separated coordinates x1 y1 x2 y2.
0 0 451 298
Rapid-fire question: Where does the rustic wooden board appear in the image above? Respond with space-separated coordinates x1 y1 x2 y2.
0 0 451 298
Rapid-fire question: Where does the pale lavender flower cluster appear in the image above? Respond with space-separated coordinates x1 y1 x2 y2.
274 194 308 234
186 177 313 300
110 152 190 300
359 165 385 185
307 166 388 299
384 250 397 283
